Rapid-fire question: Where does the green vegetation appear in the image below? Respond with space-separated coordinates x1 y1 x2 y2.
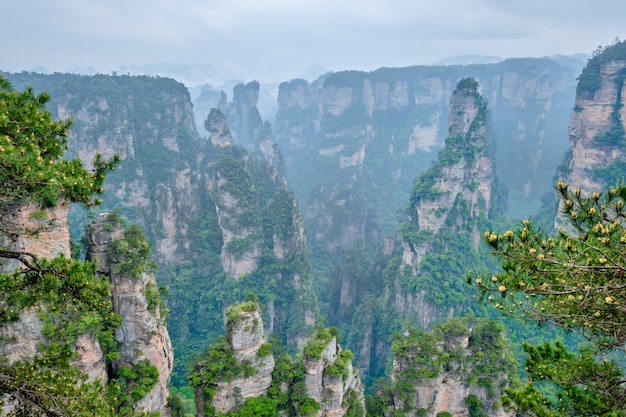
188 333 261 416
0 75 163 415
371 317 517 415
110 359 160 412
109 223 157 278
0 76 119 212
191 306 361 417
477 181 626 415
577 38 626 96
302 326 335 359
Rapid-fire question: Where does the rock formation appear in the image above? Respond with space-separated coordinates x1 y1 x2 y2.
86 212 174 415
273 59 576 255
192 302 365 417
401 78 495 272
386 318 516 417
194 301 275 415
0 203 173 413
302 333 365 417
559 41 626 194
0 201 110 385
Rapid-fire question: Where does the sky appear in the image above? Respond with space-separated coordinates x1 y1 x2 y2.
2 0 625 85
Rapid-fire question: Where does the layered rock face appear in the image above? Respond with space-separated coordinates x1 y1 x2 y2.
0 204 172 413
273 59 575 253
0 201 108 383
218 81 275 160
560 45 626 193
390 79 496 332
303 336 365 417
3 73 320 384
200 303 275 414
87 213 174 415
5 73 203 264
402 78 495 271
193 303 365 417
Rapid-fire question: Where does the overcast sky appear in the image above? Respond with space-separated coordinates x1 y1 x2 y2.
2 0 625 84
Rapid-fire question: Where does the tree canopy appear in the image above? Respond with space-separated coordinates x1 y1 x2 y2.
475 181 626 416
0 76 118 210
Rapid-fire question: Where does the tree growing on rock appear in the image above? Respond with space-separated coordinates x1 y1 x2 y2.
0 75 126 415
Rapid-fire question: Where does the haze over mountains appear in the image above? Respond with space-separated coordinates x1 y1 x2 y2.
4 36 626 416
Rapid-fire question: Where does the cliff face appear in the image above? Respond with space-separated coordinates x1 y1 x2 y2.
0 201 109 384
274 60 575 254
3 73 320 387
303 335 365 417
194 110 317 345
391 78 496 333
86 213 174 415
0 203 173 413
401 78 495 271
559 42 626 193
197 303 275 415
5 73 202 265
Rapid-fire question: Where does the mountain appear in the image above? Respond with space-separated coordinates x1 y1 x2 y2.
557 40 626 192
271 57 577 257
1 72 319 388
6 45 623 415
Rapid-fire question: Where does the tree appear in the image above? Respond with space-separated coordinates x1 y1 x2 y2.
0 75 122 415
474 181 626 416
0 75 118 253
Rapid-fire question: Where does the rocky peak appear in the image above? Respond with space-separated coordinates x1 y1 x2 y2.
559 41 626 194
218 81 265 150
205 108 233 147
402 78 495 270
302 329 366 417
387 319 516 417
86 213 174 415
193 300 275 416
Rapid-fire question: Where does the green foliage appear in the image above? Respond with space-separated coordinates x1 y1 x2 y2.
109 223 157 278
377 317 517 415
188 336 257 411
111 359 160 414
226 299 260 325
465 395 487 417
302 327 335 359
0 356 115 416
0 75 119 211
343 388 365 417
502 341 626 417
392 328 445 380
298 397 321 416
226 396 278 417
258 342 272 357
479 182 626 348
0 76 159 416
324 349 354 380
454 77 480 94
577 39 626 96
591 160 626 187
478 181 626 414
